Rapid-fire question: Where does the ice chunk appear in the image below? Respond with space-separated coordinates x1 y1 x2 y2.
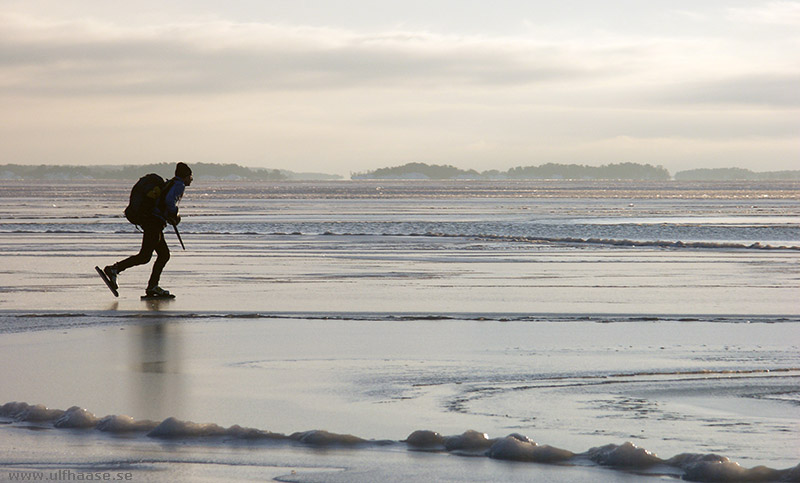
53 406 97 428
404 430 445 449
681 460 780 482
290 430 366 446
0 401 29 419
443 430 495 451
667 453 731 468
666 453 788 481
0 402 64 422
781 463 800 482
95 415 159 433
225 424 287 440
586 442 662 468
147 417 227 438
487 435 574 463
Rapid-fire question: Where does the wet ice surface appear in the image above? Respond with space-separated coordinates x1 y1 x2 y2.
1 317 798 470
1 232 798 316
0 180 798 481
1 180 798 315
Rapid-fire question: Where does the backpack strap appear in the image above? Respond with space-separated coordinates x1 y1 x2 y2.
162 178 176 200
157 178 177 214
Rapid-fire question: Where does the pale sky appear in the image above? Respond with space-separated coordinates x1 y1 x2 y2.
1 0 798 175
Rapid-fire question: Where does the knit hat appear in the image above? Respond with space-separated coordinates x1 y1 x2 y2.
175 162 192 178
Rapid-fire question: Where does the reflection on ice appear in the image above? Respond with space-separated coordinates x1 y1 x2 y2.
129 320 185 422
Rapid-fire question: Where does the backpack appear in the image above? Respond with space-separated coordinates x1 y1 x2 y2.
124 173 173 226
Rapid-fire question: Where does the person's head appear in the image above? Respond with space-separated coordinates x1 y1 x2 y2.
175 162 193 186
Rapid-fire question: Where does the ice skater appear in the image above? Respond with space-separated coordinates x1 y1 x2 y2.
97 162 192 298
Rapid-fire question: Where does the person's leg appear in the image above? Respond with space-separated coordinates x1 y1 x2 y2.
147 231 170 290
114 225 160 272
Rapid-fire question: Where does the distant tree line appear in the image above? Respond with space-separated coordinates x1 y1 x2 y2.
505 162 671 180
353 162 800 180
674 168 800 181
353 162 672 180
2 162 797 181
352 162 482 180
0 163 288 180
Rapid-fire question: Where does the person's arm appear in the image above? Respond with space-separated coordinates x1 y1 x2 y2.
163 178 185 221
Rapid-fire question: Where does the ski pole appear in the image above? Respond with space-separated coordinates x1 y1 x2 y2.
172 223 185 250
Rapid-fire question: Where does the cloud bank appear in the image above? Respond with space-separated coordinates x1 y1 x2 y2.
0 3 797 173
0 13 640 95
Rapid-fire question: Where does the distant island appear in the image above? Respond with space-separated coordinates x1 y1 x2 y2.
673 167 800 181
0 162 342 181
355 161 671 180
1 162 797 181
354 162 800 181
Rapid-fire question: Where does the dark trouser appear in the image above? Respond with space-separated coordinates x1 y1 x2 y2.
114 219 170 290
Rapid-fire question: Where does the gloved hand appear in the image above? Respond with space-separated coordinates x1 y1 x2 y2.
167 214 181 226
